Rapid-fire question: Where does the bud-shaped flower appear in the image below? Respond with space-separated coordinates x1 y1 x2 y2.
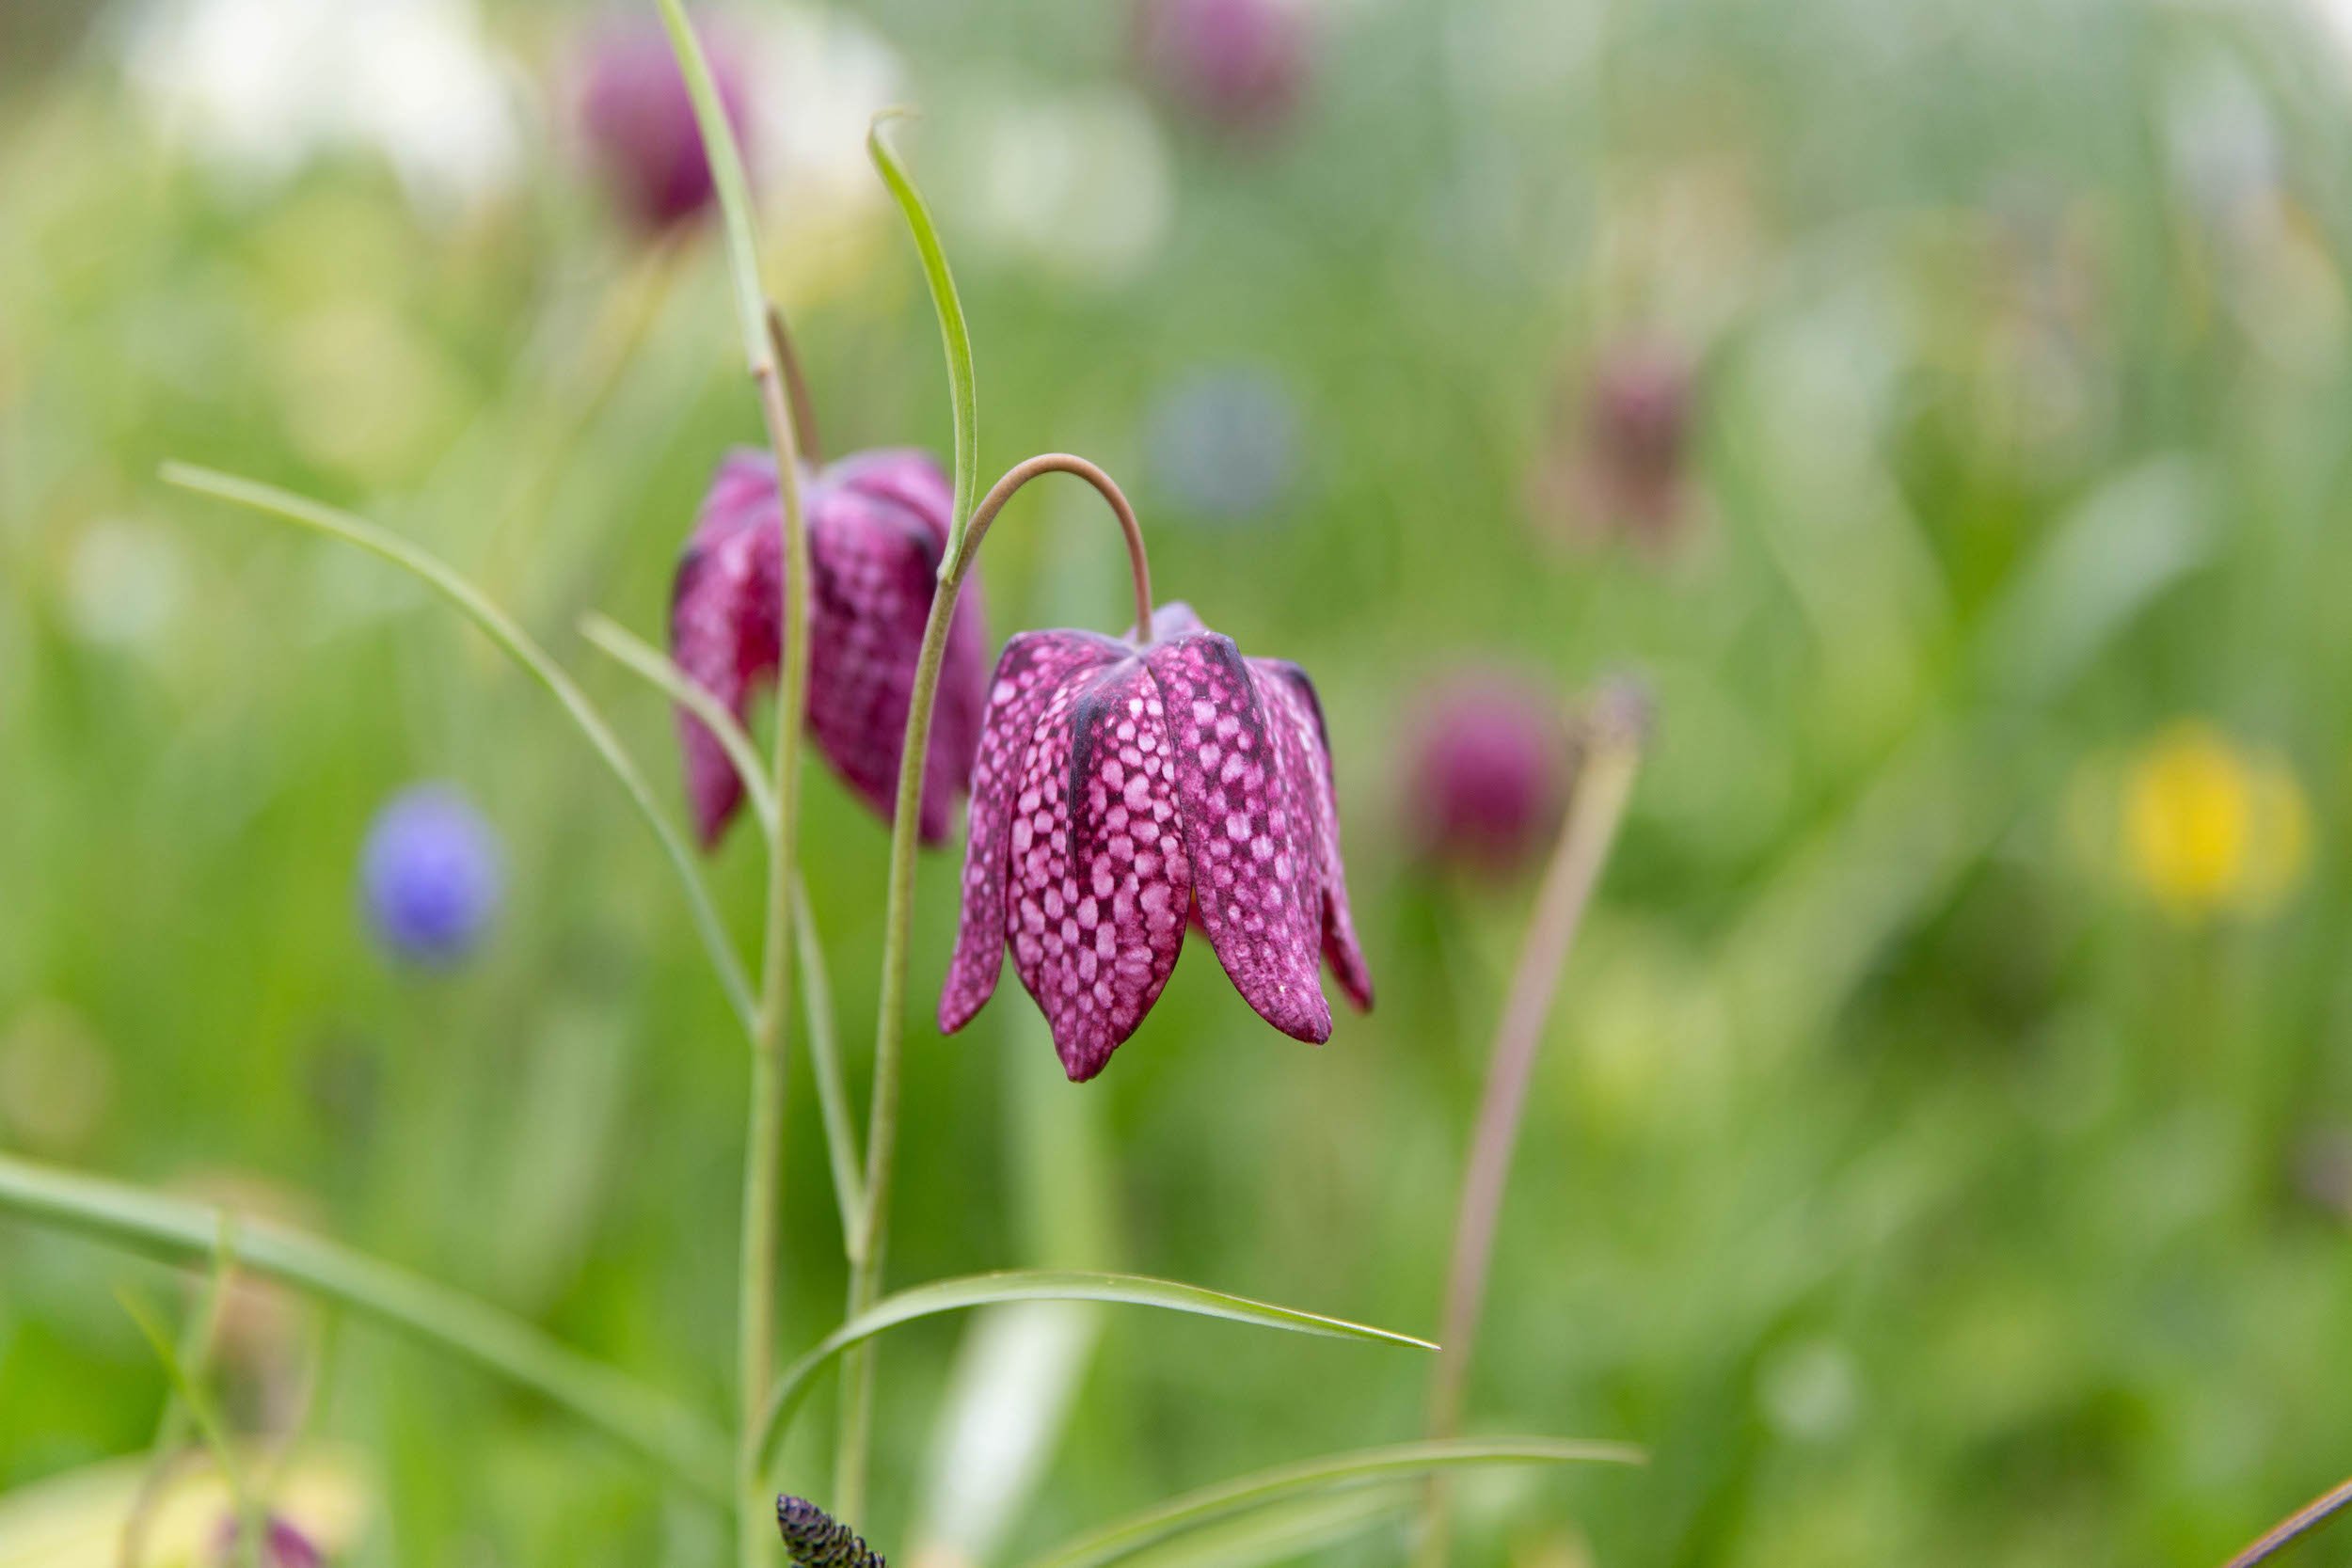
358 784 502 966
671 449 989 848
777 1497 885 1568
213 1515 325 1568
940 602 1370 1081
1528 338 1699 553
577 20 752 232
1405 674 1570 876
1133 0 1312 137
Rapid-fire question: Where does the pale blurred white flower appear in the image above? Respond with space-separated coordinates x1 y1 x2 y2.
951 84 1175 291
909 1302 1101 1568
741 6 905 227
122 0 522 213
62 517 186 652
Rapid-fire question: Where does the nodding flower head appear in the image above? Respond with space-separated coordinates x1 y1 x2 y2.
940 601 1371 1082
1530 338 1699 553
776 1497 885 1568
1133 0 1312 136
1406 673 1570 876
359 784 502 966
212 1515 325 1568
670 448 989 848
577 20 753 232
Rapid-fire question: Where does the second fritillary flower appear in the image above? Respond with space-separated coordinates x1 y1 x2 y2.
670 448 989 848
940 602 1371 1081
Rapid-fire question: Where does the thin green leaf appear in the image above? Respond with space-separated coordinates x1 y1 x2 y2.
119 1215 241 1568
160 463 755 1037
791 879 868 1250
0 1148 730 1499
1022 1438 1645 1568
758 1271 1434 1467
118 1288 262 1556
867 113 979 555
580 613 869 1244
580 613 777 842
1100 1488 1406 1568
654 0 769 372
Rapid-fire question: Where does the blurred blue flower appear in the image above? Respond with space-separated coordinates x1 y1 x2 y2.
359 784 502 966
1142 363 1300 524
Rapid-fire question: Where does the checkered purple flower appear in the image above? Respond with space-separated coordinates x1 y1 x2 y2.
939 602 1371 1081
577 20 753 232
670 448 989 848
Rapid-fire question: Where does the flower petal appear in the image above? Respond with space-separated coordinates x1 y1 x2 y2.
939 628 1128 1035
803 479 956 840
1144 630 1331 1043
924 578 992 841
670 453 782 847
1253 659 1373 1010
1005 657 1194 1079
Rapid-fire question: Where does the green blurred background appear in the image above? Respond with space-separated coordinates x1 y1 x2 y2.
6 0 2352 1561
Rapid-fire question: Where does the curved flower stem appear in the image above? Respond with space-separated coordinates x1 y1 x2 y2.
2221 1475 2352 1568
836 452 1154 1516
0 1151 730 1497
1415 681 1650 1568
954 453 1154 639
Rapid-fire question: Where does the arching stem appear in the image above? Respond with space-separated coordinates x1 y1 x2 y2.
836 452 1153 1517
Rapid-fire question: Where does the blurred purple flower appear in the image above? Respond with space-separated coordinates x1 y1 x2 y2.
213 1514 325 1568
359 784 502 966
940 601 1370 1081
1133 0 1311 136
577 19 753 232
1405 674 1568 876
670 449 989 848
1528 339 1700 554
1143 364 1299 523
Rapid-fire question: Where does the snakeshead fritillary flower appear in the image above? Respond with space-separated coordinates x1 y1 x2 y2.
1406 673 1569 876
940 602 1371 1081
671 448 988 848
577 19 752 233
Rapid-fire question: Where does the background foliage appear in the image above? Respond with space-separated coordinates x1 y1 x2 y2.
7 0 2352 1562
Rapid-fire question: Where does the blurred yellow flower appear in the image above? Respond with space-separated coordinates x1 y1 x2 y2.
0 1449 364 1568
2120 721 2311 920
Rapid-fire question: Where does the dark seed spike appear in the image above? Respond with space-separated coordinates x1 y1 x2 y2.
775 1497 886 1568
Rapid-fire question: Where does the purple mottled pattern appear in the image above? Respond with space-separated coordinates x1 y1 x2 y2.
669 448 988 849
1133 0 1311 135
578 21 753 232
940 602 1369 1080
359 784 502 966
212 1515 325 1568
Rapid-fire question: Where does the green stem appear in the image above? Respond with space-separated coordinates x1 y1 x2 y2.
838 452 1153 1515
1416 681 1649 1568
119 1218 238 1568
651 4 813 1556
0 1152 728 1498
580 612 867 1247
